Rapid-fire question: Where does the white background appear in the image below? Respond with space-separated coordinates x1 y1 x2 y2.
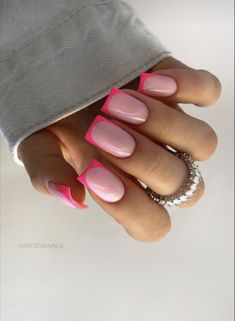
1 0 234 320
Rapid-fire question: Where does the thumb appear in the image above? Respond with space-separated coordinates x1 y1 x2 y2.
18 129 87 209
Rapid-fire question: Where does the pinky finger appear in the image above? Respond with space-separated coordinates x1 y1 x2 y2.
77 159 171 242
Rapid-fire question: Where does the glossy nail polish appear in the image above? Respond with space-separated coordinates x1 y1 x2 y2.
77 159 125 203
138 72 177 97
47 182 88 209
101 87 149 124
85 115 136 158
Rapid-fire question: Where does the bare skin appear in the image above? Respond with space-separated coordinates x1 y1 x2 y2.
18 57 222 242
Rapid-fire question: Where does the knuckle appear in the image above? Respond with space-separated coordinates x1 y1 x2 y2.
197 70 222 105
149 214 171 243
145 147 163 178
30 174 42 193
198 121 218 159
189 69 206 101
125 207 171 243
29 169 48 194
210 74 222 99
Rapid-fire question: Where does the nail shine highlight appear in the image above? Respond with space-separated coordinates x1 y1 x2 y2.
47 181 87 209
77 159 125 203
138 72 177 97
85 115 136 158
101 87 149 124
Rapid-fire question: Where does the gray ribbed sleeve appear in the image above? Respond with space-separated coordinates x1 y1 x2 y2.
0 0 172 166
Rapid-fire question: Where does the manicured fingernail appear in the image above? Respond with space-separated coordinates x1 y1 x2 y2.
77 159 125 203
47 182 88 209
85 115 136 158
138 72 177 97
101 87 149 124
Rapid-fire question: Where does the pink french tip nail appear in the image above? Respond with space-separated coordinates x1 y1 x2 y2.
47 182 88 209
138 72 177 97
85 114 136 158
101 87 149 125
77 159 125 203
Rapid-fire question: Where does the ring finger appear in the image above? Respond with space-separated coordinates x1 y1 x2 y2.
84 113 204 205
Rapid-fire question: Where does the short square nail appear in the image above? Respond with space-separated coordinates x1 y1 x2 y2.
101 87 149 124
138 72 177 97
77 159 125 203
85 115 136 158
47 181 88 209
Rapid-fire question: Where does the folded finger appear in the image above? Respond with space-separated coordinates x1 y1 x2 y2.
77 159 171 242
84 115 205 207
18 130 87 209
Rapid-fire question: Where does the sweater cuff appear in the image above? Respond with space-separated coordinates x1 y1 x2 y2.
0 0 173 166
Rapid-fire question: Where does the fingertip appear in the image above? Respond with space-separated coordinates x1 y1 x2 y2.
137 72 151 93
47 181 88 210
101 87 123 115
77 159 126 203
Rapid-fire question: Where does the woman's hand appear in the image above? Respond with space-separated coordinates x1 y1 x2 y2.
18 57 222 242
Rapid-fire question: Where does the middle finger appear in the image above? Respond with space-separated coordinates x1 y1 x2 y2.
100 88 218 161
85 114 192 197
